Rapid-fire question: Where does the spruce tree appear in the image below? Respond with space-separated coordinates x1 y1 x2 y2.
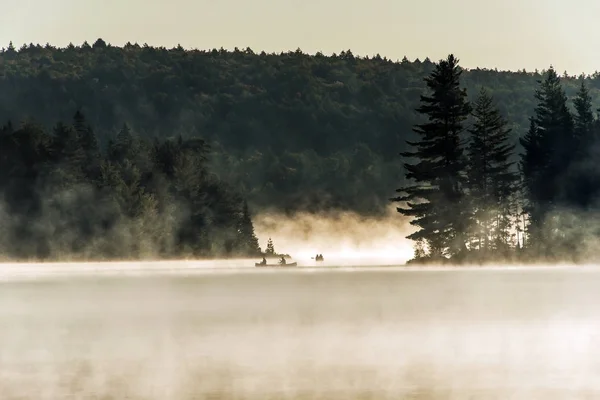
567 79 599 208
265 237 275 255
467 88 517 254
519 117 545 249
520 67 574 252
238 200 261 256
392 54 471 259
532 67 574 197
573 80 594 149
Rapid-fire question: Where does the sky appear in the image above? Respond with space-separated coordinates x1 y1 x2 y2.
2 0 600 73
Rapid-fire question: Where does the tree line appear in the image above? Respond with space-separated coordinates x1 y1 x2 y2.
393 54 600 264
2 40 600 215
0 112 264 261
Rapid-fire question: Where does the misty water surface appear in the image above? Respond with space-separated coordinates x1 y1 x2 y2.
1 262 600 399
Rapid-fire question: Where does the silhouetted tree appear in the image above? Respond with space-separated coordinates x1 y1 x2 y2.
566 80 600 209
265 237 275 255
467 88 517 254
392 54 471 260
519 117 542 236
521 68 574 252
237 200 261 256
573 80 595 149
93 38 107 49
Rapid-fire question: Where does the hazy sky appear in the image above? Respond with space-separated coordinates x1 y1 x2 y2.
2 0 600 73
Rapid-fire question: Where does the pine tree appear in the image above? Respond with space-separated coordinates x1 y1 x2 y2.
467 88 517 254
520 117 547 250
237 200 261 256
392 54 471 260
533 67 574 195
5 41 16 57
265 237 275 255
520 67 574 251
567 79 599 208
93 38 107 49
573 80 594 148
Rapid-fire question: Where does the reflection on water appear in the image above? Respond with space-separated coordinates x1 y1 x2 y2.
1 264 600 399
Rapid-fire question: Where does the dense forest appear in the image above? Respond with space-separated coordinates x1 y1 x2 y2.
393 54 600 264
3 40 600 263
0 113 263 261
2 39 600 216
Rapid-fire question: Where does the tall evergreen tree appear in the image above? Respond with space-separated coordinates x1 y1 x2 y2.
237 200 261 256
519 117 543 233
520 67 574 251
533 67 574 196
392 54 471 259
573 80 594 149
467 88 517 254
567 79 598 208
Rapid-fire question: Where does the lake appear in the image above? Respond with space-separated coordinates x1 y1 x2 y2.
1 262 599 399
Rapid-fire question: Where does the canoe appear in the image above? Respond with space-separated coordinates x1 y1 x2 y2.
255 262 297 267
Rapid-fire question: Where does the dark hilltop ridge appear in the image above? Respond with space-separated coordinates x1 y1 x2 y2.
0 39 599 262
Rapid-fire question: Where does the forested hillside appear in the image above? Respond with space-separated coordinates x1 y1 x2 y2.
2 39 600 215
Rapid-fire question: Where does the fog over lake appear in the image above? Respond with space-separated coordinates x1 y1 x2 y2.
1 261 599 399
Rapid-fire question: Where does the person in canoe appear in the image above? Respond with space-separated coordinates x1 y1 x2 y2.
259 257 267 265
279 256 286 265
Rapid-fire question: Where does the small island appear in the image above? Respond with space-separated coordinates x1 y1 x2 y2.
393 55 598 265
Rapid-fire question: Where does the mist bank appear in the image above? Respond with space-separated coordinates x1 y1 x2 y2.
3 268 600 398
0 114 263 261
253 204 413 264
0 112 414 263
